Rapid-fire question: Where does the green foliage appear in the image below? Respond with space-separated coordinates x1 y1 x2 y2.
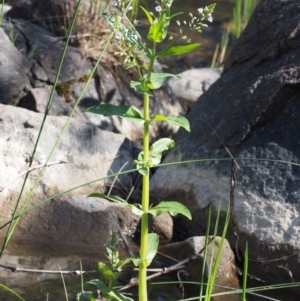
157 43 200 57
84 234 133 301
204 205 230 301
148 201 192 220
146 233 159 266
86 2 215 300
88 193 144 215
8 18 18 45
0 283 26 301
134 138 175 176
0 0 4 25
242 242 249 301
130 72 179 96
88 279 133 301
151 115 190 132
85 104 144 123
212 0 257 67
232 0 258 39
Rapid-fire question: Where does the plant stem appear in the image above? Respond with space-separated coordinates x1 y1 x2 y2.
139 93 150 301
139 44 156 301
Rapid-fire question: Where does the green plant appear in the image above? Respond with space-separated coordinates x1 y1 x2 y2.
232 0 258 39
85 1 215 300
0 0 4 25
211 0 257 67
242 242 248 301
211 27 229 68
28 43 40 58
8 18 18 44
0 283 26 301
76 234 132 301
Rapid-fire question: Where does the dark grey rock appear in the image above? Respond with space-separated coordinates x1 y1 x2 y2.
0 27 31 104
150 0 300 294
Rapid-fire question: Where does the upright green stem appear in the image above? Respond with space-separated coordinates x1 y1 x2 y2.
139 45 156 301
0 0 4 25
139 93 150 301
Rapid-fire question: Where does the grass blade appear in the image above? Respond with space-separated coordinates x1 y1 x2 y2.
242 242 248 301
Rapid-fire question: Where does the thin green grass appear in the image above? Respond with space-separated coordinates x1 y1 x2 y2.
2 156 300 231
242 242 248 301
150 280 300 301
204 205 230 301
199 206 211 299
0 283 26 301
0 0 4 25
232 0 258 39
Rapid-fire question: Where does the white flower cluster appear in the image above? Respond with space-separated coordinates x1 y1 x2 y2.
112 0 119 7
198 8 213 22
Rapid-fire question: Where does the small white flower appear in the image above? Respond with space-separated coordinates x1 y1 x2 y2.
112 1 118 7
207 15 213 22
155 6 162 12
198 8 203 14
115 32 122 39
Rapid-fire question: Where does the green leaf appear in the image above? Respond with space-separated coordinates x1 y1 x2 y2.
88 279 134 301
207 3 216 13
85 104 144 123
166 115 190 132
131 73 178 94
148 201 192 220
151 115 190 132
130 79 152 96
102 12 116 27
146 233 159 266
88 193 128 204
150 138 175 156
148 20 166 43
135 138 175 168
134 139 175 175
88 193 144 215
147 138 174 166
123 28 152 58
147 72 179 90
151 115 167 122
134 151 153 176
130 258 141 267
130 204 144 216
136 166 149 177
157 43 200 58
140 6 153 24
98 262 114 281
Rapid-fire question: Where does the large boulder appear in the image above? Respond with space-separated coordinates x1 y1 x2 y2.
0 196 140 295
166 68 221 111
0 104 137 244
0 104 141 298
150 0 300 296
